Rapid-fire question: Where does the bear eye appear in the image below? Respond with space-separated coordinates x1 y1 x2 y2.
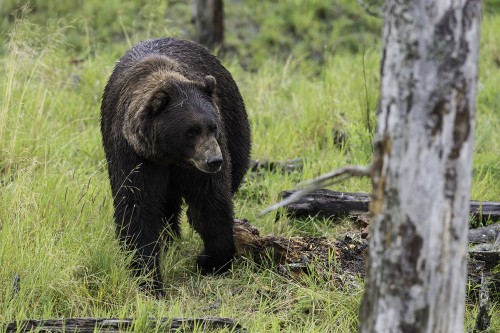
186 126 201 138
208 124 217 134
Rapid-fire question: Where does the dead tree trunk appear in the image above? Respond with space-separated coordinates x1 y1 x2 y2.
191 0 224 50
359 1 483 332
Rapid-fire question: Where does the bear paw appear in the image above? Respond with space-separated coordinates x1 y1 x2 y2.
197 253 233 275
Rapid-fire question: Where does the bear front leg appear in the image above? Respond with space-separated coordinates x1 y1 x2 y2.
186 195 236 275
114 198 166 295
160 195 183 244
111 162 175 296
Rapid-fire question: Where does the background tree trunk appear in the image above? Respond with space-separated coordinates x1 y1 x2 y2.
191 0 224 50
359 1 483 332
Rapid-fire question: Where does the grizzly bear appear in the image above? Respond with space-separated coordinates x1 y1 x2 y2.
100 37 251 293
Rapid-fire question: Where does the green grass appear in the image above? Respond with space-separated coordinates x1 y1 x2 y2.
1 1 499 332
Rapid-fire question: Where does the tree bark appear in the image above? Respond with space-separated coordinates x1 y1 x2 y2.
191 0 224 50
359 1 483 332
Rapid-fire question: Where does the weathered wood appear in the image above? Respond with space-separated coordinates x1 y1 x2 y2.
467 257 500 302
4 317 244 333
234 219 366 280
281 189 500 223
470 203 500 224
469 250 500 270
280 189 370 218
473 274 491 332
469 223 500 244
359 0 483 332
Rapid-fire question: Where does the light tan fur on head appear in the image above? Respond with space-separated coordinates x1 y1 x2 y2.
121 56 190 159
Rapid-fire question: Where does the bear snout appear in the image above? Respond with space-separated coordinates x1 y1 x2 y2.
189 136 223 173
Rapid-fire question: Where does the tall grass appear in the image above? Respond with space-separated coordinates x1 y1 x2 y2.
0 13 130 321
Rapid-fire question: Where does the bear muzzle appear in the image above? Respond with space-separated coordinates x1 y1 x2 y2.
189 137 223 173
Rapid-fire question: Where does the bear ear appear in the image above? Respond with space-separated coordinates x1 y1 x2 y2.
203 75 217 95
149 91 169 113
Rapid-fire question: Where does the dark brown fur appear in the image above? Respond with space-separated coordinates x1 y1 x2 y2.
100 38 251 294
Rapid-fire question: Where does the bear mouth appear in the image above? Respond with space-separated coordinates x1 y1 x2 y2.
188 158 222 173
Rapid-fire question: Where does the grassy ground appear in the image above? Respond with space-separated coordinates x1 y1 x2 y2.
0 1 499 332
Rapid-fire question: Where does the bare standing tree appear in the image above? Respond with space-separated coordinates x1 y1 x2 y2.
359 0 483 332
191 0 224 50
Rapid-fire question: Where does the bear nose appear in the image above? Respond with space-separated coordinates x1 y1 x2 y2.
207 156 223 171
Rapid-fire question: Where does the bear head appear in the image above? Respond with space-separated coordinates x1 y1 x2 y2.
122 56 223 173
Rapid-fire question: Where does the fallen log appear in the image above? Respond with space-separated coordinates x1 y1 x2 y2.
233 219 367 281
4 317 245 333
469 233 500 271
280 189 370 218
280 189 500 223
468 223 500 244
232 219 499 300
